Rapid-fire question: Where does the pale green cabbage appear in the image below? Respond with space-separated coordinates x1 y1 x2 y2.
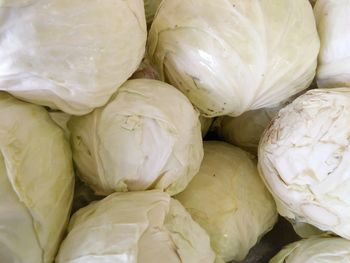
148 0 319 117
56 190 215 263
315 0 350 89
212 107 280 154
0 93 74 263
69 79 203 196
270 237 350 263
259 88 350 240
0 0 146 115
175 141 277 262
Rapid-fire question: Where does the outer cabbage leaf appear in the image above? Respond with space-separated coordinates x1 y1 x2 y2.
175 141 277 262
270 237 350 263
0 93 74 263
0 0 146 115
148 0 319 117
56 190 215 263
69 79 203 196
259 88 350 240
48 111 71 140
315 0 350 89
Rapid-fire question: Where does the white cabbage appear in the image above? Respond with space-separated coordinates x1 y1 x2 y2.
56 190 215 263
259 88 350 240
148 0 319 117
175 141 277 262
315 0 350 89
0 93 74 263
69 79 203 196
0 0 146 115
270 237 350 263
144 0 162 26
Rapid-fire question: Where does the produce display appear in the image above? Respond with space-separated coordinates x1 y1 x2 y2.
1 0 349 262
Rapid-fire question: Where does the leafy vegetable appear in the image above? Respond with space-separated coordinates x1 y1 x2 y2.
56 190 215 263
148 0 319 117
175 141 277 262
259 88 350 239
69 79 203 196
0 93 74 263
0 0 146 115
315 0 350 89
270 237 350 263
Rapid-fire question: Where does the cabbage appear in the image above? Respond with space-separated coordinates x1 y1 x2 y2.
56 190 215 263
290 221 326 239
259 88 350 240
315 0 350 89
0 0 146 115
212 107 280 154
270 237 350 263
0 93 74 263
175 141 277 262
148 0 319 117
69 79 203 196
144 0 162 27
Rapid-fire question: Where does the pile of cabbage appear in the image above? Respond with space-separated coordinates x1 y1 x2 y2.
1 0 349 262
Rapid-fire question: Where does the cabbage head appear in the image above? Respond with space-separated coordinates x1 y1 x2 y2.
0 93 74 263
175 141 277 262
270 237 350 263
0 0 146 115
69 79 203 196
56 190 215 263
148 0 319 117
315 0 350 89
259 88 350 240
